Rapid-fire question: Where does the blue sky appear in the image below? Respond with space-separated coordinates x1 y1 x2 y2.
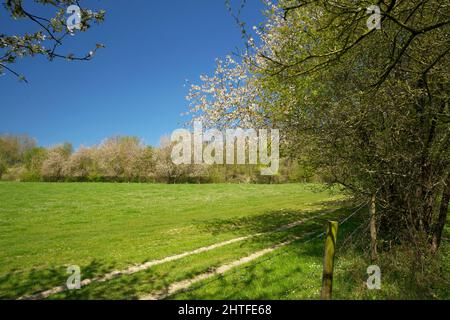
0 0 266 148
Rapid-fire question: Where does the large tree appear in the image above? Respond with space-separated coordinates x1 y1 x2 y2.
188 0 450 252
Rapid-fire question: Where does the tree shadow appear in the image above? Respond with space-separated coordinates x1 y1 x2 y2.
172 205 367 300
196 199 352 236
0 259 116 300
52 258 199 300
1 201 361 300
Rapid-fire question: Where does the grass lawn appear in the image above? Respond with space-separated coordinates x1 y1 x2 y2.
1 182 447 300
0 182 345 299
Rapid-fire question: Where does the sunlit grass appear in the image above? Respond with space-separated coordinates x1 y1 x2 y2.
2 182 445 300
0 182 344 299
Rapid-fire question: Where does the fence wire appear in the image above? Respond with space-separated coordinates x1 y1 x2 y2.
171 201 369 299
9 201 370 300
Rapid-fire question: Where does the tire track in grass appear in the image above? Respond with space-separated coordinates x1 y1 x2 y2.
20 210 331 300
139 233 312 300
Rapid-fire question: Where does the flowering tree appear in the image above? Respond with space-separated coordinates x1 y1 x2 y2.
63 146 96 180
1 0 105 82
187 0 450 253
41 143 72 181
186 55 265 129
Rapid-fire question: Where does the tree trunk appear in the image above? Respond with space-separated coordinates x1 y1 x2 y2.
431 173 450 254
370 194 378 261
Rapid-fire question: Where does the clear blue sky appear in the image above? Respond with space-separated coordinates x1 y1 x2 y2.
0 0 266 148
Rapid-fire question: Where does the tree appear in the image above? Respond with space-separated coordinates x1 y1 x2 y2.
137 146 157 182
0 134 38 180
188 0 450 251
94 136 148 181
0 134 36 165
63 145 96 181
23 146 47 181
154 137 186 183
1 0 105 82
41 143 72 181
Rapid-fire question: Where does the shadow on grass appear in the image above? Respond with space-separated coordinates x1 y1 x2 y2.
173 206 368 300
0 259 116 300
175 207 449 300
1 202 360 300
197 199 353 235
52 257 209 300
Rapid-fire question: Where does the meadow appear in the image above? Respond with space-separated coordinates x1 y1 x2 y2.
0 182 347 299
0 182 448 300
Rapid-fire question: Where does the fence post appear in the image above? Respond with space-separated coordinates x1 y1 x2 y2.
370 195 378 261
321 221 339 300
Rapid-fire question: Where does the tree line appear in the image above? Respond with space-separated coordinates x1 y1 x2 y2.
0 134 315 184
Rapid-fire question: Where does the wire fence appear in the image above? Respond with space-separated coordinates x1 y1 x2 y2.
170 201 370 299
8 201 371 300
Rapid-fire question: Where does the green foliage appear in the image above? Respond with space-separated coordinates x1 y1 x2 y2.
0 134 316 184
0 134 36 166
190 0 449 247
260 0 450 245
0 157 6 177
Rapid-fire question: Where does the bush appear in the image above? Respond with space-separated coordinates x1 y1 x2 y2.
1 166 28 182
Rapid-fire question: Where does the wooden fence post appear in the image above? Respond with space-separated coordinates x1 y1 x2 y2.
370 195 378 261
321 221 339 300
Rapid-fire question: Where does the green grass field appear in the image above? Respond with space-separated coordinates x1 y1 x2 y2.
0 182 448 300
0 182 348 299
